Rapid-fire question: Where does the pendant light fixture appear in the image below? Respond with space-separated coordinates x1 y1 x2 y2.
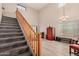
59 3 69 21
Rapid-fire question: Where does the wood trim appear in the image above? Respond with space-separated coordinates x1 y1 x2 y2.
16 10 38 38
16 10 41 56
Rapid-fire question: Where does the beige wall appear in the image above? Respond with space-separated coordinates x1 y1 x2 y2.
18 5 38 32
39 3 79 37
0 3 2 23
58 3 79 37
2 3 39 32
2 3 38 25
2 3 17 18
1 3 79 37
58 3 79 21
39 4 59 36
19 6 38 25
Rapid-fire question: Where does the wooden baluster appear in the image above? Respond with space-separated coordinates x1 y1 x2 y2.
33 35 35 54
36 34 38 56
30 32 31 47
34 38 36 55
16 10 41 56
38 33 41 56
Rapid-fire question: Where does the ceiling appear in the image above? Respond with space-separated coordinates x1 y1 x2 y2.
26 3 49 10
2 3 54 10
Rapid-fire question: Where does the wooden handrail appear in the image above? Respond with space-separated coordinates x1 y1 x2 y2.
16 10 41 56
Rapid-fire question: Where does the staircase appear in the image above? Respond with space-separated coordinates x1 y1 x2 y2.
0 16 33 56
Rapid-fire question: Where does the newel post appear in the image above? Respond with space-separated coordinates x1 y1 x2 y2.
38 33 41 56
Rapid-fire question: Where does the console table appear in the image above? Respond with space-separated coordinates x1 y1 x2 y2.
56 36 79 44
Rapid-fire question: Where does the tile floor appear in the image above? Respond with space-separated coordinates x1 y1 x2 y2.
41 39 69 56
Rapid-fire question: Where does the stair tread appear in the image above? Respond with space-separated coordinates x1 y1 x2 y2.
0 36 24 41
0 29 21 31
0 25 19 27
0 40 26 47
18 51 32 56
0 26 20 27
0 32 23 35
2 16 17 19
1 21 18 23
0 45 28 56
1 23 18 25
1 22 18 24
0 28 20 30
0 16 33 56
1 23 18 24
0 25 19 26
0 26 19 27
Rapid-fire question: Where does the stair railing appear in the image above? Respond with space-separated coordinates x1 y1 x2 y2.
16 9 41 56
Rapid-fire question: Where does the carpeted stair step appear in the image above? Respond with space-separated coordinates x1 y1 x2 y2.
0 27 21 31
0 24 19 26
3 20 17 22
0 26 20 29
1 21 18 23
0 36 25 44
0 29 22 33
0 16 33 56
0 45 29 56
0 32 23 38
0 40 27 53
0 25 20 27
0 25 20 28
18 50 33 56
1 22 19 24
1 23 18 25
1 22 18 24
2 19 17 21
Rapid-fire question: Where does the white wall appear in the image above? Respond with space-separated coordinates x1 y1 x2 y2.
58 3 79 21
2 3 79 37
2 3 17 18
0 3 2 23
39 4 59 36
58 4 79 37
39 3 79 37
18 5 38 32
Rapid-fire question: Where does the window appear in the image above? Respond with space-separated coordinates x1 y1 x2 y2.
17 3 26 11
58 3 66 8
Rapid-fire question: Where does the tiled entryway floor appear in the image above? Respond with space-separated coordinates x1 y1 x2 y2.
41 39 69 56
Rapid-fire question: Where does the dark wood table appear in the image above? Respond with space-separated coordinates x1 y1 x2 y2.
56 36 79 44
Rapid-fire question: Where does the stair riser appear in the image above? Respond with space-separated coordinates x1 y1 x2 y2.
0 26 20 28
0 27 20 29
0 16 33 56
0 28 21 30
1 21 18 23
0 24 19 26
0 42 27 53
1 24 19 26
2 18 17 21
2 20 17 22
0 30 22 33
1 22 18 23
2 17 16 19
0 34 23 38
1 23 18 25
11 47 29 56
2 18 17 20
1 22 18 24
0 46 29 56
0 37 25 44
18 48 33 56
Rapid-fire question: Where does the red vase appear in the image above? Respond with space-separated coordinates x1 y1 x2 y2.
46 26 55 40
